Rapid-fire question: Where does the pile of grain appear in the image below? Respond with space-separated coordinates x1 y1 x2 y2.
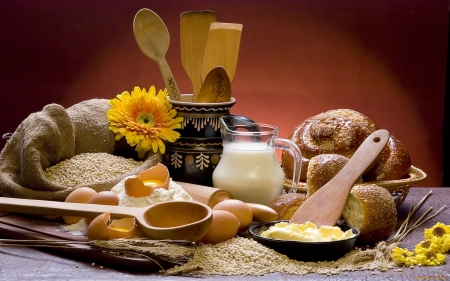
164 237 397 276
44 153 143 187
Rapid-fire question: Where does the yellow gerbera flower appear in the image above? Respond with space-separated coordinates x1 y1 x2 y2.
107 86 183 158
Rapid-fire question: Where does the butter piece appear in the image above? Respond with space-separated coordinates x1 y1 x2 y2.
260 221 355 242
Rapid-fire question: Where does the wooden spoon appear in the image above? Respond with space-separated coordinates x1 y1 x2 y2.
180 11 216 102
201 22 243 85
197 66 231 103
289 129 390 227
133 8 180 100
0 198 212 241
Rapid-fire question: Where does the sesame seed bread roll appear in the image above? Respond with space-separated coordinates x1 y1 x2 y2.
362 135 411 181
342 184 397 244
282 109 378 181
306 154 350 197
267 193 307 220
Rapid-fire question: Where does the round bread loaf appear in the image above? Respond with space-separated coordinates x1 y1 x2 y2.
282 109 411 183
306 154 350 197
282 109 378 181
362 135 411 181
267 193 307 220
342 184 397 244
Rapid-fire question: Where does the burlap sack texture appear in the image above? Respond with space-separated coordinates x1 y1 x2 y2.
0 99 160 201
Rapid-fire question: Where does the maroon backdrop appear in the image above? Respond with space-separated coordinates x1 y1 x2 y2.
0 0 447 186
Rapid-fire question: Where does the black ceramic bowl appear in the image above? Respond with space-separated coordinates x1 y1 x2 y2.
249 220 360 262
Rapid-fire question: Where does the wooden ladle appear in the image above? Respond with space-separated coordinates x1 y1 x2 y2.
0 198 212 241
289 129 390 227
133 8 181 101
197 66 231 103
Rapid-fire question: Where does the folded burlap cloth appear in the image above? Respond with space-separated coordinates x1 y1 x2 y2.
0 99 159 201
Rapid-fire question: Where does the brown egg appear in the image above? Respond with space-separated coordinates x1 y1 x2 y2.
213 199 253 232
107 218 136 239
87 213 110 241
124 177 154 197
137 163 170 190
63 187 97 225
85 191 120 224
201 210 239 244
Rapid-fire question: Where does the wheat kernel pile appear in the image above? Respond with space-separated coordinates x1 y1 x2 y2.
44 153 143 187
164 237 397 276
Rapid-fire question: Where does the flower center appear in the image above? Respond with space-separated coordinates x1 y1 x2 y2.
420 241 431 249
425 251 436 260
136 112 156 127
432 227 445 237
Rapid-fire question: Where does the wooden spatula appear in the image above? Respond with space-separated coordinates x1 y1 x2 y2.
180 11 216 102
201 22 243 85
289 129 390 227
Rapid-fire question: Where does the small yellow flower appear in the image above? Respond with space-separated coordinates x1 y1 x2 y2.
414 240 441 254
414 251 446 266
391 246 414 265
424 222 450 253
107 86 183 158
424 222 450 240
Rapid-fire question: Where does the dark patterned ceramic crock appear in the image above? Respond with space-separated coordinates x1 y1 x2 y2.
162 94 236 186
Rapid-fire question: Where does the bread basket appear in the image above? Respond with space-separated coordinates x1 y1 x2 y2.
284 166 427 206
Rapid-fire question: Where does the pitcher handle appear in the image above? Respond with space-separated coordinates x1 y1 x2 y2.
275 138 302 194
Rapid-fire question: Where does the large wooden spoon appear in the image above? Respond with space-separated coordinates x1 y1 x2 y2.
197 66 231 103
201 22 243 85
289 129 390 227
0 197 212 241
180 11 216 102
133 8 180 100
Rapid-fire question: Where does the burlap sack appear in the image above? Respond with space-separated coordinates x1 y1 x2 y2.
0 99 160 201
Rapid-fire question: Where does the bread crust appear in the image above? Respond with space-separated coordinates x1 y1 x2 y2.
342 184 397 244
282 109 377 181
267 193 307 220
306 154 350 197
282 109 411 182
363 135 411 181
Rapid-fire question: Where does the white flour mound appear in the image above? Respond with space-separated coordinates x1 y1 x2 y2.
110 177 193 207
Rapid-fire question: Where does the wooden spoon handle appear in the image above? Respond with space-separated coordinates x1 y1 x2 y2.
289 129 390 226
158 58 181 101
0 197 136 219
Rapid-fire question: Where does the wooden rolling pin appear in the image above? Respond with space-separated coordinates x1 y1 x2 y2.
177 181 233 207
178 182 278 222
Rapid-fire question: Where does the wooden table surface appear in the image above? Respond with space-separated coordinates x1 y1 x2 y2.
0 187 449 280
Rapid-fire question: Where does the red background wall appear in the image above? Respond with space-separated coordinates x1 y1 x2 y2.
0 0 447 186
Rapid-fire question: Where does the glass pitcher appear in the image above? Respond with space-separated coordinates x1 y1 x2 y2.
212 116 302 205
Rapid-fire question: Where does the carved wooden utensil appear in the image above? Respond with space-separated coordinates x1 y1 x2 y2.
289 129 390 227
197 66 231 103
180 11 216 102
133 8 180 100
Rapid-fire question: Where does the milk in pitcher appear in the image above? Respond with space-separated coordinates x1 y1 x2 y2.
212 142 285 204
